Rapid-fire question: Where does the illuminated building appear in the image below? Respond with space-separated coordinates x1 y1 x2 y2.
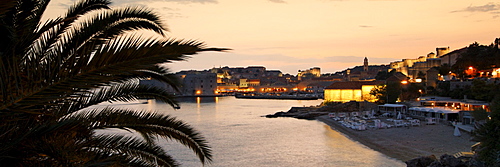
178 72 218 96
297 67 320 80
324 81 384 102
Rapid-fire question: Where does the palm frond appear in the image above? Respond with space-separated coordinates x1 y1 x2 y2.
58 6 166 58
86 134 179 167
4 35 204 112
0 0 16 16
135 68 182 93
61 107 212 164
56 80 179 118
0 0 225 165
66 0 111 19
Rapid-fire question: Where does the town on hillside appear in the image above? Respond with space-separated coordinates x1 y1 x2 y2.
141 38 500 125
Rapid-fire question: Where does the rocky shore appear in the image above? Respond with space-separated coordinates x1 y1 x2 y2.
264 106 323 119
265 101 376 119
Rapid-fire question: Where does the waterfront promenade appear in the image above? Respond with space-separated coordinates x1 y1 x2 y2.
316 115 477 162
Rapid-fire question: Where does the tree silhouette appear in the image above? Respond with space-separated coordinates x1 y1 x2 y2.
0 0 226 166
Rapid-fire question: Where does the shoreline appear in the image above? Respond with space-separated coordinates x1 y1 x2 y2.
316 115 477 162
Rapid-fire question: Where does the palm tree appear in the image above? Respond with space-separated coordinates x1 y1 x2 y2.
0 0 225 166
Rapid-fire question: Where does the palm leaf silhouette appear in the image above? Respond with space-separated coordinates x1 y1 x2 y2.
0 0 228 166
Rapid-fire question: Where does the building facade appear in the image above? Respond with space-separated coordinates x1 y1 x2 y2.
178 73 218 96
323 81 384 102
298 67 321 80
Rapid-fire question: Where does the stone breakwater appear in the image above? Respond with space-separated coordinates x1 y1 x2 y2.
264 106 324 119
264 101 378 119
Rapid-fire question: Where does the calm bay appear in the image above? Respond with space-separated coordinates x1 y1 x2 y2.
104 96 405 166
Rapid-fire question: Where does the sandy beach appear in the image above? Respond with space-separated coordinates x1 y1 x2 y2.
316 115 477 162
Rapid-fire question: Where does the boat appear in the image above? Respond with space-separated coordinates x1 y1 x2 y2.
235 93 319 100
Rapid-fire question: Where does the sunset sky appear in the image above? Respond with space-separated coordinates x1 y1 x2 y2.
46 0 500 74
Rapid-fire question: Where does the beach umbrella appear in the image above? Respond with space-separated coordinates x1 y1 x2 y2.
454 126 461 137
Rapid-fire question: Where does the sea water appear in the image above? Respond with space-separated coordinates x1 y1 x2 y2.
105 96 405 167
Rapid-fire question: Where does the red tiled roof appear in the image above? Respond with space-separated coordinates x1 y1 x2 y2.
247 79 260 82
325 81 384 89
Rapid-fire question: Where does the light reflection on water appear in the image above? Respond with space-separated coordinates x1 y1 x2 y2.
105 96 405 167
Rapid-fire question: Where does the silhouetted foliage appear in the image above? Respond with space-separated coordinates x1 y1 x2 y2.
375 69 396 80
370 84 387 104
452 42 500 78
436 81 451 96
473 95 500 166
401 83 425 101
370 82 401 104
438 64 452 76
386 82 401 103
470 79 500 102
0 0 225 166
472 108 489 122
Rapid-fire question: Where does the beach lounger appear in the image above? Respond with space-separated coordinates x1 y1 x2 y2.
338 113 346 118
385 123 393 128
363 111 371 117
411 119 420 126
394 120 405 127
425 117 436 125
357 124 366 131
351 112 359 117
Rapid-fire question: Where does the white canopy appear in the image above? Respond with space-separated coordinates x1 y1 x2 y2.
379 104 405 107
409 107 459 114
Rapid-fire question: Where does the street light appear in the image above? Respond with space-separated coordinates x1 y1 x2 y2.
399 80 408 102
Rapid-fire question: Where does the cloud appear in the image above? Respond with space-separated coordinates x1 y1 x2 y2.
268 0 287 3
320 56 395 64
109 0 218 6
451 3 500 13
168 51 399 74
56 0 218 11
359 25 373 28
162 0 218 4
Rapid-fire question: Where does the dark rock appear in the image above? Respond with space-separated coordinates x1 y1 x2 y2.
408 154 488 167
428 161 443 167
405 155 438 167
440 154 467 167
465 158 486 167
294 113 315 120
274 111 287 116
264 111 297 118
265 114 278 118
